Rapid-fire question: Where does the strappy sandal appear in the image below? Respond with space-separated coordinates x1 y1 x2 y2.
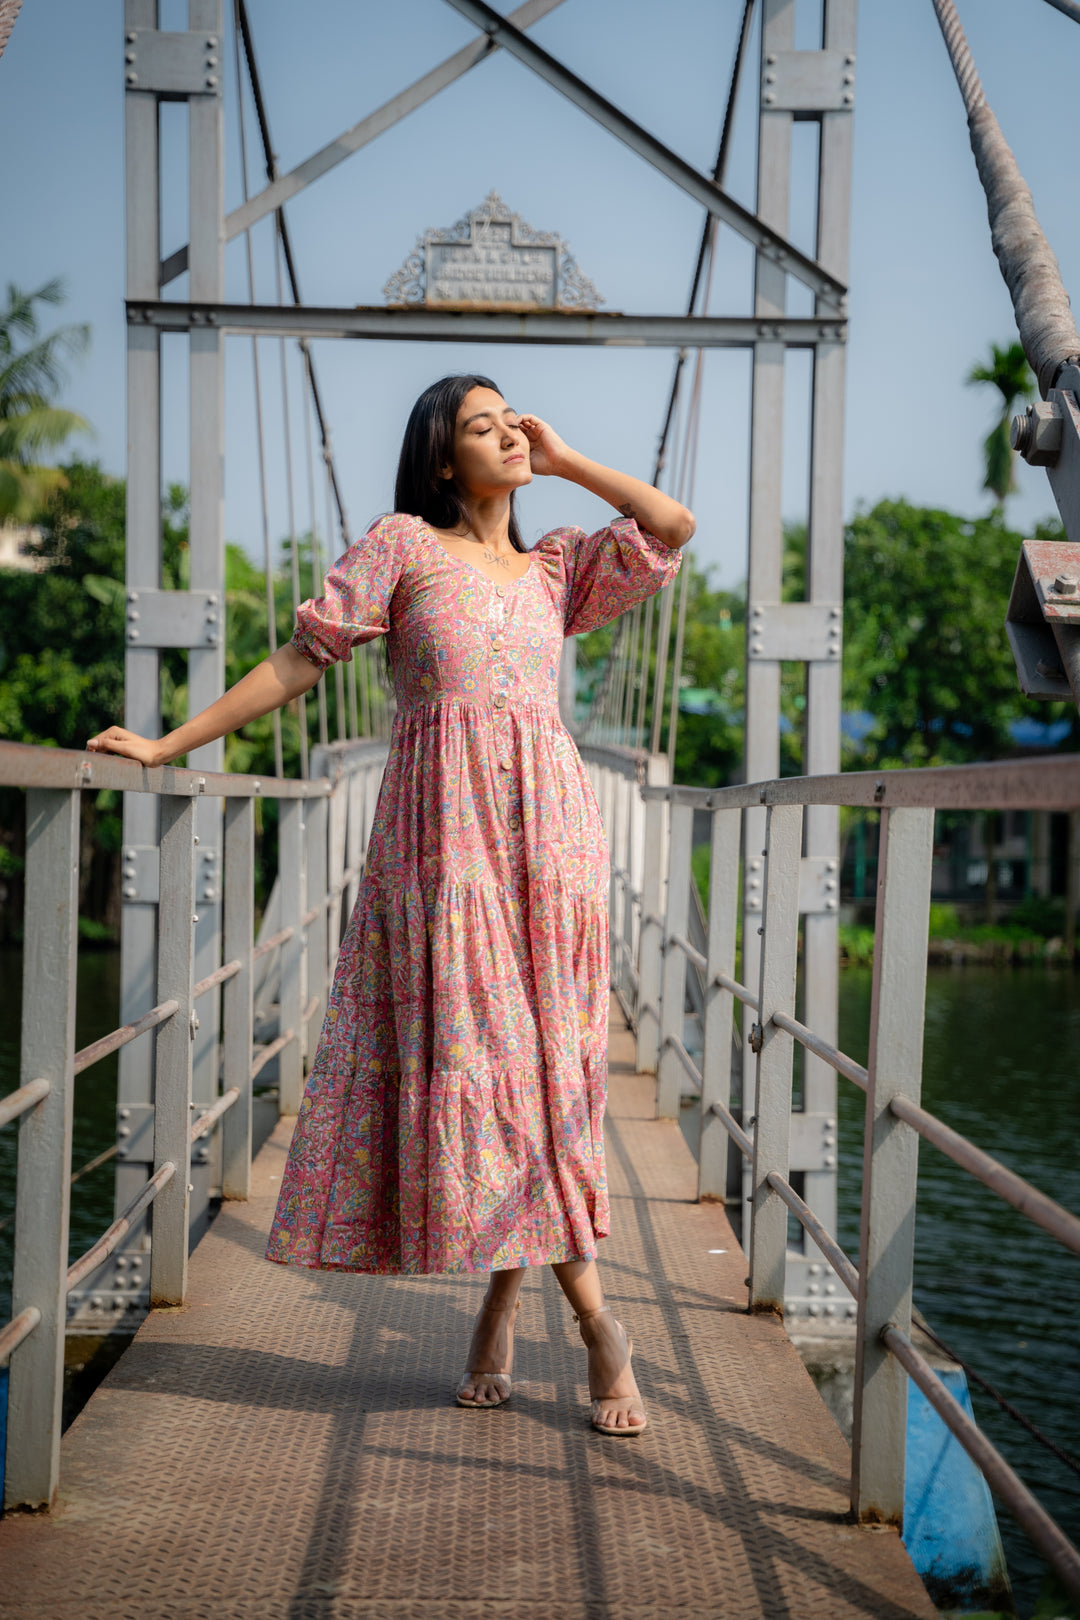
573 1304 648 1437
455 1297 521 1408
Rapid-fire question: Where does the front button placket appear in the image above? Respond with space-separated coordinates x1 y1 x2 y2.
489 579 513 772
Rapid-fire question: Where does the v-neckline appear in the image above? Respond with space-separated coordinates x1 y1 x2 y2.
416 519 534 589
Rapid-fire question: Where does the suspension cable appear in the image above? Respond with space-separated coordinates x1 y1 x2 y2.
276 236 309 778
235 0 351 539
301 365 330 749
233 2 283 778
931 0 1080 396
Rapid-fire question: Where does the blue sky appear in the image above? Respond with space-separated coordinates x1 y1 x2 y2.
2 0 1077 584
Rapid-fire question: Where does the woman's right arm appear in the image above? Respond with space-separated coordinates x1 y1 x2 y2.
85 643 322 768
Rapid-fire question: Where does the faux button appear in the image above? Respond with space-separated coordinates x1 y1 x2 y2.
493 693 507 710
499 758 512 771
495 585 506 598
491 639 503 652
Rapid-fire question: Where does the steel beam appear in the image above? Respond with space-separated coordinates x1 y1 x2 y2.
109 0 163 1337
748 802 803 1315
149 794 197 1305
441 0 845 309
851 806 935 1526
5 790 80 1509
697 808 741 1203
128 302 843 346
796 0 858 1313
159 0 567 283
221 796 255 1199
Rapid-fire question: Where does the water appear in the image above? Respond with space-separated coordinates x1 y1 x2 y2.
0 950 122 1322
837 968 1080 1616
1 952 1077 1613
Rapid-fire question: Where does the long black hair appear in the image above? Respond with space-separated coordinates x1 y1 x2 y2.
393 373 527 553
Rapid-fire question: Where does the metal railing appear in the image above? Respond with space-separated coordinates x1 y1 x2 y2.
581 741 1080 1604
0 734 387 1512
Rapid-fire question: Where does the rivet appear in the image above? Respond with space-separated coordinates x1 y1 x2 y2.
764 92 775 104
126 29 136 42
843 92 853 105
825 898 838 910
128 627 140 640
125 49 136 63
126 70 138 85
123 885 137 899
766 52 777 64
119 1107 131 1120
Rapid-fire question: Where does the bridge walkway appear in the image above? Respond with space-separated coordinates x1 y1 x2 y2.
0 1007 935 1619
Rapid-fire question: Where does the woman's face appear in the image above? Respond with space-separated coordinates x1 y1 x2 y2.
443 386 532 499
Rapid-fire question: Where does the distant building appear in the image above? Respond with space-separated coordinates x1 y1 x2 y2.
0 522 48 572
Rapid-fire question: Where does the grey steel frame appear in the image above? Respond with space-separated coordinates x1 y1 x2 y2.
0 736 387 1512
581 739 1080 1604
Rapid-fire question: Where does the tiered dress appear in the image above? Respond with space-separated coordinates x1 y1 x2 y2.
264 512 681 1276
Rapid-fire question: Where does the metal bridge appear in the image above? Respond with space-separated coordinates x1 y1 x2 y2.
2 0 1080 1614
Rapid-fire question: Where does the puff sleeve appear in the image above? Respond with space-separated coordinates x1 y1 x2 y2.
556 517 682 637
290 515 405 671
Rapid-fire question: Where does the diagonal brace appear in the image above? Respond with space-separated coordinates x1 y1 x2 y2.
440 0 846 310
160 0 567 287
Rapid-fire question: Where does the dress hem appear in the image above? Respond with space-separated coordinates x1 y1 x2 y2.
262 1236 605 1278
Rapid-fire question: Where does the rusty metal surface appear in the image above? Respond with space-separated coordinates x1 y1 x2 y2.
0 1011 936 1619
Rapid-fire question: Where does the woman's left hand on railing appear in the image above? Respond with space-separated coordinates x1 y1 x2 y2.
84 726 167 767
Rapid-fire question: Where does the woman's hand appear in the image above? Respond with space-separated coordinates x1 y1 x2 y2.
517 414 572 478
85 727 166 767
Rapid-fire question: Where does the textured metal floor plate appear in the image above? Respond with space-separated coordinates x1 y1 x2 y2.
0 1010 936 1619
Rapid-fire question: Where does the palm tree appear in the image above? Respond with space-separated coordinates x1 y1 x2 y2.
966 340 1034 510
0 278 90 523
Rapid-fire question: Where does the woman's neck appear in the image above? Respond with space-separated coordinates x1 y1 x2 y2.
456 495 513 553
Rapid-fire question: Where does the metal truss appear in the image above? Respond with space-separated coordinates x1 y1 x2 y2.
128 301 845 347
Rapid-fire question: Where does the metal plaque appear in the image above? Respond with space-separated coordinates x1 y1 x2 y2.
384 191 601 312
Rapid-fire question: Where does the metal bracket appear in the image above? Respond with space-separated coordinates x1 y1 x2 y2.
1005 537 1080 699
122 843 219 904
788 1111 839 1173
120 844 159 904
125 588 222 649
747 602 842 662
124 29 222 98
117 1102 211 1165
762 49 855 114
799 855 840 914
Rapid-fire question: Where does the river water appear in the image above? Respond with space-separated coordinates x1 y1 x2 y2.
0 951 1077 1614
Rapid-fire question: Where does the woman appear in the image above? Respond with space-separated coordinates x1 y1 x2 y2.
87 374 694 1435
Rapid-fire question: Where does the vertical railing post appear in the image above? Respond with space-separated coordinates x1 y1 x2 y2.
851 805 935 1525
625 765 644 1017
698 806 741 1202
5 788 80 1510
656 801 693 1119
221 796 254 1199
748 802 802 1315
637 792 666 1074
278 797 306 1114
305 790 329 1047
149 793 197 1307
327 768 347 974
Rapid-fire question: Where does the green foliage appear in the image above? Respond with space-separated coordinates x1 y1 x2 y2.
841 500 1075 768
0 280 91 521
927 902 961 936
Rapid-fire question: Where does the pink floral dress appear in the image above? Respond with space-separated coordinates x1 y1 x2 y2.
264 512 680 1276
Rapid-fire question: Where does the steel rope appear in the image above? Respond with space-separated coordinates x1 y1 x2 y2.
931 0 1080 395
233 2 284 778
301 363 330 749
275 236 309 777
0 0 22 64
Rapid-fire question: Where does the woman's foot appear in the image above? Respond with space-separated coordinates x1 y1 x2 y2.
456 1296 521 1408
575 1305 647 1435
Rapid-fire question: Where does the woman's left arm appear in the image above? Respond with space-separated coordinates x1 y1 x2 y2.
518 415 695 550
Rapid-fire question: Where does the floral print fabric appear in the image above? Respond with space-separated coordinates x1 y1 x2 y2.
265 512 681 1275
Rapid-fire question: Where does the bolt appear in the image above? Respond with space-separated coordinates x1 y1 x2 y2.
1036 656 1065 680
1053 574 1078 595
